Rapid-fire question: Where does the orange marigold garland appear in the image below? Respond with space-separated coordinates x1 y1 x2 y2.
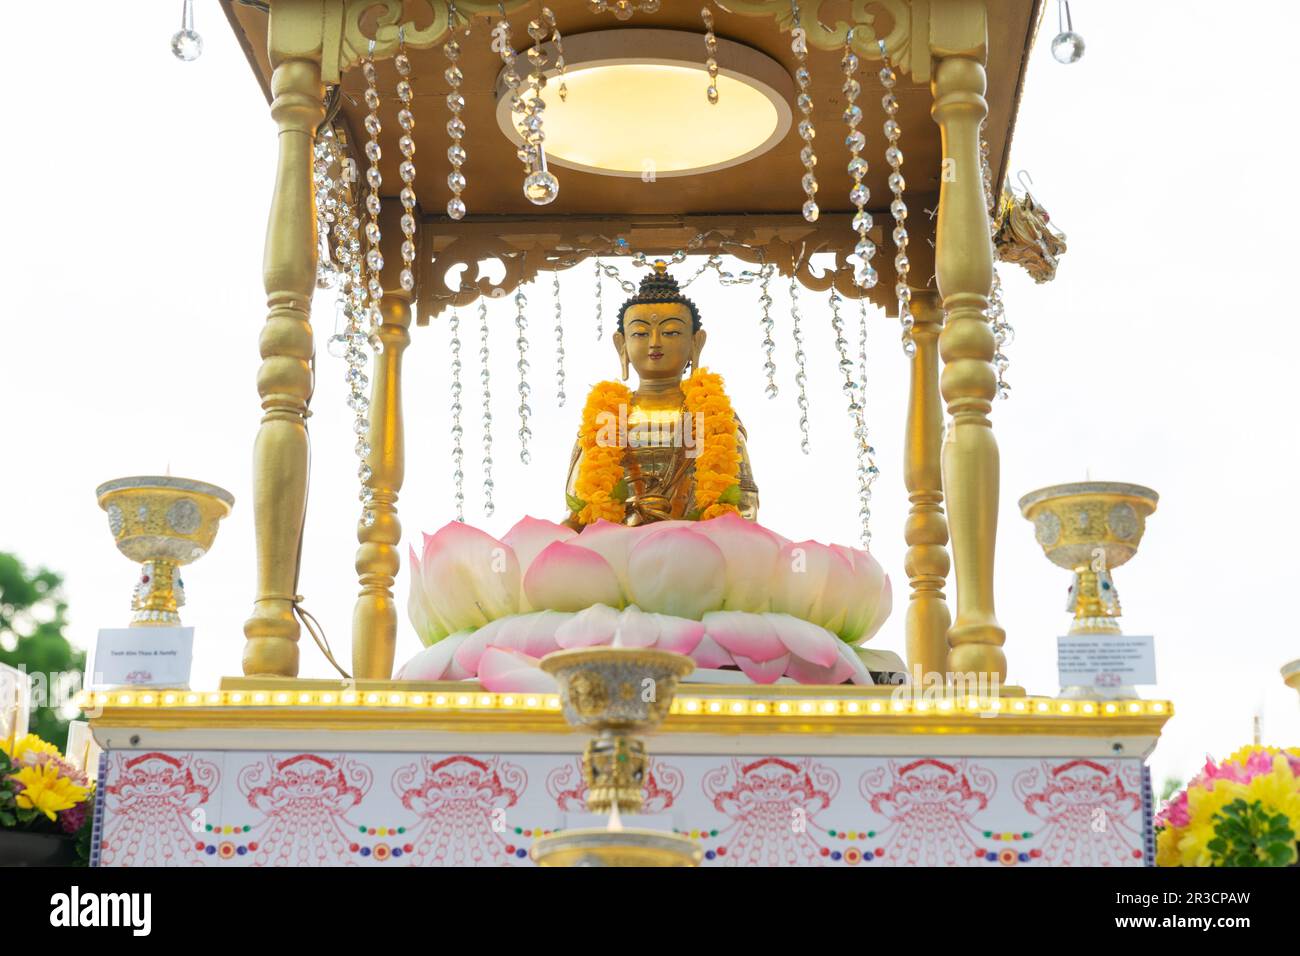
570 381 631 525
569 369 741 525
683 367 742 520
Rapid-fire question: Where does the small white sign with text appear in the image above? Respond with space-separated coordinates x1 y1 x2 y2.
1057 634 1156 688
92 628 194 689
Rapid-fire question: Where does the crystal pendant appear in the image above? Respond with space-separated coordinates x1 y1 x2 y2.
1051 31 1085 63
171 29 202 61
524 169 560 205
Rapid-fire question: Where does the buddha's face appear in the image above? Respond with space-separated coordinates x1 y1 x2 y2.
614 302 705 382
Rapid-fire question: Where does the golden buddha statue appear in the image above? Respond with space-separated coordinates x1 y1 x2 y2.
564 261 759 528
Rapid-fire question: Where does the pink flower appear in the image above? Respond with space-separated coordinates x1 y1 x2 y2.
501 516 577 611
407 522 520 643
523 542 623 611
690 512 782 612
627 528 725 619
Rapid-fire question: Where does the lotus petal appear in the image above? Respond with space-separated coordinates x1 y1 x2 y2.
395 630 473 680
453 614 528 673
692 512 781 612
769 539 856 633
765 612 840 668
478 647 558 694
523 541 623 612
407 545 448 646
857 572 893 644
627 528 725 619
732 652 790 684
417 522 521 632
489 609 570 660
613 605 659 648
555 603 621 649
702 610 787 663
571 520 636 597
835 639 876 685
501 516 577 611
649 614 706 655
832 545 892 643
690 633 735 669
783 651 858 685
852 646 906 676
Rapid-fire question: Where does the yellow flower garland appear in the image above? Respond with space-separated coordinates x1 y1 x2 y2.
572 380 632 525
683 367 742 520
570 367 741 525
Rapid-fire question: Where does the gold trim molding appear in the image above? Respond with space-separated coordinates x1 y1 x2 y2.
82 685 1172 739
329 0 918 82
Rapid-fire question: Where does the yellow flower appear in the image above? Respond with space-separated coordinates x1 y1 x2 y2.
1155 826 1181 867
1176 781 1245 866
1 733 61 764
1242 756 1300 839
12 762 89 822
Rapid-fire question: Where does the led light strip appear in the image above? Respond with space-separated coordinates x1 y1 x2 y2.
80 690 1169 719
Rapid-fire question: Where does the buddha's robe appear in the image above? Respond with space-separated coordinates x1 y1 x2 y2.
564 402 759 526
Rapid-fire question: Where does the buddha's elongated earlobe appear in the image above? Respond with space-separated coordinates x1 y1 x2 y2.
691 328 707 373
613 331 629 381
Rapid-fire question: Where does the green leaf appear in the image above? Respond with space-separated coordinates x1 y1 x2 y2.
611 478 630 503
685 508 702 521
0 809 15 827
716 483 742 506
1208 798 1298 867
565 493 587 513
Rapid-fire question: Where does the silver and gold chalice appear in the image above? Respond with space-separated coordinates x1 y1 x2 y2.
1019 481 1157 697
531 647 702 867
96 476 234 627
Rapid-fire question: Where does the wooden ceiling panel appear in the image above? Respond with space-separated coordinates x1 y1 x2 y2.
221 1 1040 223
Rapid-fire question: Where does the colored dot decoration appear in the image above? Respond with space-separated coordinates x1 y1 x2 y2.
194 822 257 857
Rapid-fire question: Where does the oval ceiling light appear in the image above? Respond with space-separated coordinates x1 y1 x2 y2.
494 29 793 179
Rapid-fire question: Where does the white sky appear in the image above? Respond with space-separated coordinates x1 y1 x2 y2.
4 2 1297 788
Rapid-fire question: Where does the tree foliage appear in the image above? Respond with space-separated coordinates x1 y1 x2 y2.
0 553 84 746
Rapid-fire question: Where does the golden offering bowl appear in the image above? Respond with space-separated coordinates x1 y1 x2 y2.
534 646 699 867
1018 481 1157 636
531 827 704 868
540 646 694 735
1283 659 1300 699
96 476 234 627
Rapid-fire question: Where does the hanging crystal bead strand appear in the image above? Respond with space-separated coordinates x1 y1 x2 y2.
759 264 778 398
854 296 880 546
552 270 566 406
442 18 468 221
522 18 558 204
357 48 388 526
789 274 811 453
491 15 530 193
478 299 495 516
395 37 418 293
593 258 604 339
515 287 532 464
878 40 913 356
981 133 1013 399
449 309 465 521
828 287 860 418
313 130 338 290
789 1 819 222
843 30 877 290
543 7 568 102
702 6 720 104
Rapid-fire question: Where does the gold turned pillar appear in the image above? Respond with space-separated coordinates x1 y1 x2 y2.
352 206 414 679
903 291 952 681
931 49 1007 684
242 57 325 677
